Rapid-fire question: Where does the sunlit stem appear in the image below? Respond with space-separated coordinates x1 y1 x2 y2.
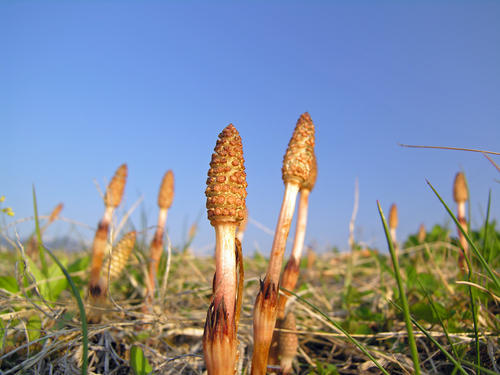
266 182 300 285
214 223 237 322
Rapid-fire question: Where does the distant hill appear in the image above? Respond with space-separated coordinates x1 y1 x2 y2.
0 236 89 253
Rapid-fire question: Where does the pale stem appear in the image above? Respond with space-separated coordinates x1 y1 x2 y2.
157 208 169 232
145 208 169 304
457 201 469 257
290 189 310 261
214 223 237 322
457 202 466 221
267 182 300 284
103 206 114 225
390 228 397 245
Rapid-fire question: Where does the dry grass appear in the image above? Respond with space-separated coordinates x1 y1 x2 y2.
1 236 498 374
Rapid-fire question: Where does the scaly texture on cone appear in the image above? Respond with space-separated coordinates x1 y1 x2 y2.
203 299 237 375
389 203 398 230
301 154 317 191
279 311 298 375
282 113 316 186
206 124 247 226
104 231 136 281
104 164 128 208
251 278 279 375
237 207 248 239
453 172 468 203
158 170 174 209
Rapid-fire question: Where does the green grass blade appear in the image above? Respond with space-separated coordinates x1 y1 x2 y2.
388 299 469 375
32 185 47 274
377 201 421 375
483 190 492 263
426 180 500 290
462 360 499 375
281 287 390 375
417 279 459 359
32 186 88 375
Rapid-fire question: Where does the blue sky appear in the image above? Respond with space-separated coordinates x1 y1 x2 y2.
2 2 499 255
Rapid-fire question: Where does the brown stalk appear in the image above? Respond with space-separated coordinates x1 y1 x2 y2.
269 155 317 368
203 124 247 375
278 311 298 375
453 172 469 271
145 170 174 310
278 155 317 318
251 113 315 375
88 164 127 322
88 230 136 323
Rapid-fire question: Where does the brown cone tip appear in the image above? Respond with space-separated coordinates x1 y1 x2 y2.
205 124 247 225
282 112 316 186
48 203 64 223
104 164 128 208
302 153 317 191
453 172 468 203
158 170 174 209
107 231 136 280
389 203 398 229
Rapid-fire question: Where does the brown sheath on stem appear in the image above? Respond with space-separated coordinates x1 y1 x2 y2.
145 170 174 310
88 231 136 323
203 124 247 375
279 311 298 375
453 172 469 271
89 220 110 297
88 164 127 321
252 278 279 375
251 113 315 375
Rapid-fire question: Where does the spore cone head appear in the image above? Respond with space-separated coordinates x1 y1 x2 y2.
389 203 398 229
158 170 175 209
282 112 316 186
104 163 128 208
205 124 247 226
453 172 468 203
108 231 136 280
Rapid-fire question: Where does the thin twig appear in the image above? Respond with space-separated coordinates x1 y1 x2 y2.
399 143 500 155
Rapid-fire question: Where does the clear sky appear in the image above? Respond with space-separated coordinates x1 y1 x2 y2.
2 2 499 255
